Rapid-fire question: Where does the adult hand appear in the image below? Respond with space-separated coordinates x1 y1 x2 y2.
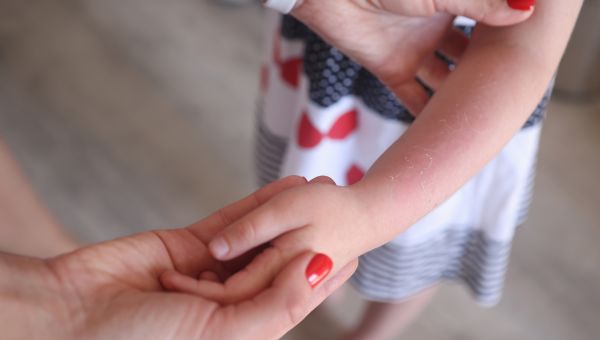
288 0 535 114
164 176 373 306
1 176 357 340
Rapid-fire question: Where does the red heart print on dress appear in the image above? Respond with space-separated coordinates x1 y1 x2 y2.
328 110 358 139
298 110 358 148
346 164 365 185
273 31 302 89
298 113 324 148
279 58 302 88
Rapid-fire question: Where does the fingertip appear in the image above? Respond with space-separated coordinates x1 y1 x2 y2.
209 237 230 260
507 0 536 12
484 2 535 27
199 271 222 283
436 0 534 27
160 270 181 291
309 176 337 185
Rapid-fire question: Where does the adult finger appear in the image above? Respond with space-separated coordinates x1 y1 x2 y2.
198 271 221 282
375 0 535 26
202 252 358 340
416 28 469 91
416 54 452 90
434 0 536 26
392 80 431 116
207 185 316 261
438 28 469 62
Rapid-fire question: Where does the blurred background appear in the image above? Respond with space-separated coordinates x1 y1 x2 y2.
0 0 598 339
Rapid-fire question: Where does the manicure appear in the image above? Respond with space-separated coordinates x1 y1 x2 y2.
209 238 230 259
305 253 333 288
508 0 536 11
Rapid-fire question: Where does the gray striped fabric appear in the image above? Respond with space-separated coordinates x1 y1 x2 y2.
516 159 538 226
350 229 512 305
254 110 288 186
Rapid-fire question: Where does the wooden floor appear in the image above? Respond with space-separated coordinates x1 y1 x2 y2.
0 1 598 339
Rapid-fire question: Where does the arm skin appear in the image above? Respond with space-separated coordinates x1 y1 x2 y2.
354 0 583 251
0 254 71 339
172 0 583 305
0 141 78 257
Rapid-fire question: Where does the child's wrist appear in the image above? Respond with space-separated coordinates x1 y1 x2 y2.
350 175 412 248
347 179 399 251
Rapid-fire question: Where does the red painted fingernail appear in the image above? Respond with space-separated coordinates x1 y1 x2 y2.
508 0 536 11
305 254 333 288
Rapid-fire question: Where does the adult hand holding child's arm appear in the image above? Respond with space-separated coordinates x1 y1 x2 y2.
284 0 537 114
1 176 357 340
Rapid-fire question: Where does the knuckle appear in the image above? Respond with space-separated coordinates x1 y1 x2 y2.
285 293 307 326
217 208 232 225
424 0 438 15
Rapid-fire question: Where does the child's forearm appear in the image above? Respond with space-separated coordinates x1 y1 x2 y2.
354 0 583 250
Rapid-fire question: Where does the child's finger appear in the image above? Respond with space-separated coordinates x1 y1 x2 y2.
185 175 307 243
154 176 308 282
208 188 312 261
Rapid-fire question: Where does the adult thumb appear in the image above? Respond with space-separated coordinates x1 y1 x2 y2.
222 252 357 340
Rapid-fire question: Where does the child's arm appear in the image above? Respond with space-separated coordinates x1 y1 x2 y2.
164 0 583 302
355 0 584 248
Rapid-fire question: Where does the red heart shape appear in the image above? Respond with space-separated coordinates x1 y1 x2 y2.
328 110 358 140
280 58 302 88
298 113 323 148
346 164 364 185
272 31 302 89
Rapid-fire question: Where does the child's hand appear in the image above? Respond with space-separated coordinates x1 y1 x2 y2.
161 177 376 303
167 175 309 282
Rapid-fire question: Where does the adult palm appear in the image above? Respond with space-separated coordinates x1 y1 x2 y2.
44 177 354 339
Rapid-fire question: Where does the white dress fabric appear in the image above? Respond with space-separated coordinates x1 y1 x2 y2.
255 12 548 305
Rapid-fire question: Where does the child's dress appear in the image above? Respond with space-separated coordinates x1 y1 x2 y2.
256 13 550 305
